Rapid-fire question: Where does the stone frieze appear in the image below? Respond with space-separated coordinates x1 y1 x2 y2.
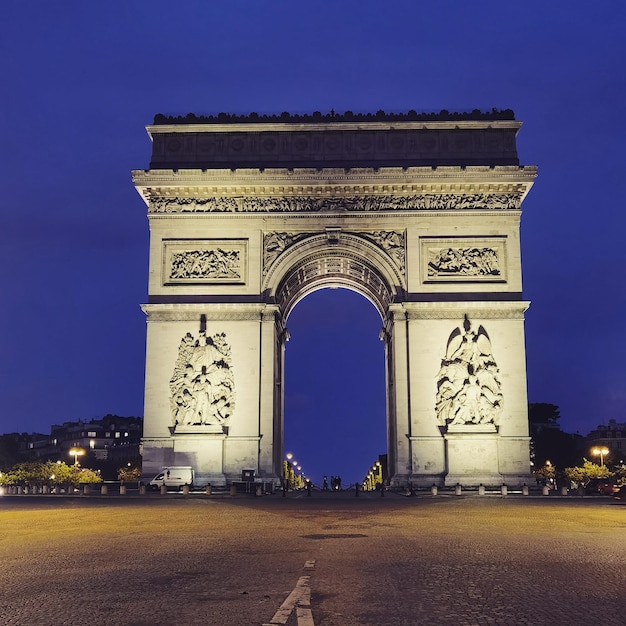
150 193 521 214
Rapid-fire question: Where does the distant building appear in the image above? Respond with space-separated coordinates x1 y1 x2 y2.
585 419 625 464
17 415 142 465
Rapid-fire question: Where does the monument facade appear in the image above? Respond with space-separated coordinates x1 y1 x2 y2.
132 110 536 487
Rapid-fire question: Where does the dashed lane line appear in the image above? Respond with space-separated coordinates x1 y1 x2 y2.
263 560 316 626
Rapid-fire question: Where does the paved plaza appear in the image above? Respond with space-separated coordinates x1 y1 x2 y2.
0 491 624 625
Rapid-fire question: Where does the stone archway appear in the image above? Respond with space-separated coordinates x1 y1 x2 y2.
133 110 536 488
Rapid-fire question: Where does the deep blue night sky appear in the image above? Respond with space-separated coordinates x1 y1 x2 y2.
2 2 625 484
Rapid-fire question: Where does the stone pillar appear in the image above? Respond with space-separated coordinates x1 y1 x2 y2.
258 306 280 478
387 305 411 486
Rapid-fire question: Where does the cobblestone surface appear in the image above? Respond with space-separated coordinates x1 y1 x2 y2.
0 493 624 625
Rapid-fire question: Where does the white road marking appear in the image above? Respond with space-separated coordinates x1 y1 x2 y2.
263 560 316 626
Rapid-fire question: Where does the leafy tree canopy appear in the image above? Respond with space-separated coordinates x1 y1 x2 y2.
564 459 613 486
529 403 561 424
0 461 102 487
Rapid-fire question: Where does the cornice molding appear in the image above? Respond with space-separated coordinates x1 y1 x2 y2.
133 165 536 186
390 301 530 320
148 120 522 134
141 303 278 322
132 166 536 208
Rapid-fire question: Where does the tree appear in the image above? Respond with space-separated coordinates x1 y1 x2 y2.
532 428 582 469
74 467 102 484
564 459 613 487
0 434 30 470
528 403 560 425
117 465 141 483
0 460 102 488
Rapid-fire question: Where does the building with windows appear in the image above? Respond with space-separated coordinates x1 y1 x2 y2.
16 415 142 465
585 419 625 466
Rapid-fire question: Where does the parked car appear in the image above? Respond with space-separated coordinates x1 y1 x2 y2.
585 478 616 495
613 485 626 501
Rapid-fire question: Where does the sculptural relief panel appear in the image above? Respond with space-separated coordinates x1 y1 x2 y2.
170 330 235 430
163 239 247 285
420 237 506 283
435 315 503 430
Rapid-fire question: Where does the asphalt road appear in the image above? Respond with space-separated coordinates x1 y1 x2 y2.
1 491 624 626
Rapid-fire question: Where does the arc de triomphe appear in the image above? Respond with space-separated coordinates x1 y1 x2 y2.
132 110 536 488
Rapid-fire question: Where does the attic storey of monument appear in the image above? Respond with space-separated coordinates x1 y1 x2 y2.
132 110 536 488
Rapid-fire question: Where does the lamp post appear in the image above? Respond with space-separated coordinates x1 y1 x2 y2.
69 448 84 466
592 446 609 467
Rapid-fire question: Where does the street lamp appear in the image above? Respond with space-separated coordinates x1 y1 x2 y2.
592 446 609 467
69 448 84 466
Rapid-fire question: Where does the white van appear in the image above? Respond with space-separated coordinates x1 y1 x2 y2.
149 466 194 491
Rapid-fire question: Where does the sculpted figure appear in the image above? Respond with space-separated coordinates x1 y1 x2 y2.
170 331 235 427
435 316 503 427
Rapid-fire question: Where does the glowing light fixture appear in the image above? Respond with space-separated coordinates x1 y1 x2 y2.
592 446 609 467
69 448 84 466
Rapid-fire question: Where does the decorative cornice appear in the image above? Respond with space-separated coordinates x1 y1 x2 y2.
132 166 536 207
141 303 278 322
391 301 530 320
133 165 536 186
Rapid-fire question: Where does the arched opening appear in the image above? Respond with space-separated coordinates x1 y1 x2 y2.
283 287 387 487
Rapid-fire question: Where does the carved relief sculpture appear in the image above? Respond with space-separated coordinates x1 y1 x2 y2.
170 248 241 280
428 247 500 278
357 231 405 272
263 230 405 277
150 193 521 214
263 232 312 275
435 316 503 427
170 331 235 428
